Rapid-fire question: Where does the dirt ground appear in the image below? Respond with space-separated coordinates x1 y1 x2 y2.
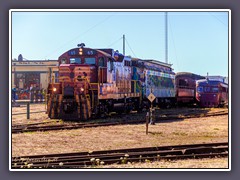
12 103 49 125
11 105 229 169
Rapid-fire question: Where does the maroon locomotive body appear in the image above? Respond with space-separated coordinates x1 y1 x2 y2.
175 72 205 106
47 44 141 120
196 79 228 107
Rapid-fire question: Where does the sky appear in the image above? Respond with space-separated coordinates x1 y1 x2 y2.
11 10 229 77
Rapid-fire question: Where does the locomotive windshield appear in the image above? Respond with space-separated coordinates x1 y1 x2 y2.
84 57 96 65
70 58 81 64
69 57 96 65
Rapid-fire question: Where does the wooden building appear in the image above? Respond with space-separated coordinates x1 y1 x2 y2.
11 60 58 90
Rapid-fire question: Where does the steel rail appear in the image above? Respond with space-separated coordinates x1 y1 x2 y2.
12 111 228 134
12 142 228 168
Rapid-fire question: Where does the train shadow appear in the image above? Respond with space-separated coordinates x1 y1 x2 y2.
155 117 185 123
153 107 214 123
156 107 211 116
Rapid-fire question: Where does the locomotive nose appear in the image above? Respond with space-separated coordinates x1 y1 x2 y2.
64 85 74 97
201 93 219 107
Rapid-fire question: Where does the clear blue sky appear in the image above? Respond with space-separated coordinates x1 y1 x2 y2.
11 10 229 77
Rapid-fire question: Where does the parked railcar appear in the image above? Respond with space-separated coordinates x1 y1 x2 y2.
132 59 175 108
196 79 228 107
47 44 176 120
175 72 205 106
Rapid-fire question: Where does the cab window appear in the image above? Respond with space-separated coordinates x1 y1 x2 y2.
98 57 105 67
70 58 81 64
84 57 96 65
61 58 66 64
108 58 113 71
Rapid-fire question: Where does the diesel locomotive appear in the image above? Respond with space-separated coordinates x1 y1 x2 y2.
46 44 176 120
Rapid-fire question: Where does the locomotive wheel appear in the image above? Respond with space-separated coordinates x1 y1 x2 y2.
99 103 109 118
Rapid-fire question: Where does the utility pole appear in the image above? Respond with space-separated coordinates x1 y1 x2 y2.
165 12 168 64
123 34 125 55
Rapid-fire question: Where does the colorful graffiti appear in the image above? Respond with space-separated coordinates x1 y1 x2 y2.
147 75 174 89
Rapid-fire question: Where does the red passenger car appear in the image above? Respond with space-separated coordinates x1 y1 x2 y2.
196 79 228 107
175 72 205 106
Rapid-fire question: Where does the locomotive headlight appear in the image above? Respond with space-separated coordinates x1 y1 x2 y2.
79 48 83 55
80 87 84 92
53 87 57 92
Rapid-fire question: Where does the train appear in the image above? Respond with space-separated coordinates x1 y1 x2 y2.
175 72 205 106
196 79 228 107
46 44 228 120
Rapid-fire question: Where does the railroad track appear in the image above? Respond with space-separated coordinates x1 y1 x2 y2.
12 111 228 134
12 142 228 168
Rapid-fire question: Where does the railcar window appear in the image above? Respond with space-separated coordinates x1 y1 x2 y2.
204 87 210 92
197 86 203 92
70 58 81 64
84 57 96 65
124 60 131 66
179 79 188 87
222 87 227 92
212 87 219 92
98 57 105 67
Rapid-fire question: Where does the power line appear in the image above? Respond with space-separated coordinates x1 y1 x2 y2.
44 13 117 59
125 38 137 57
107 37 123 48
208 12 227 27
